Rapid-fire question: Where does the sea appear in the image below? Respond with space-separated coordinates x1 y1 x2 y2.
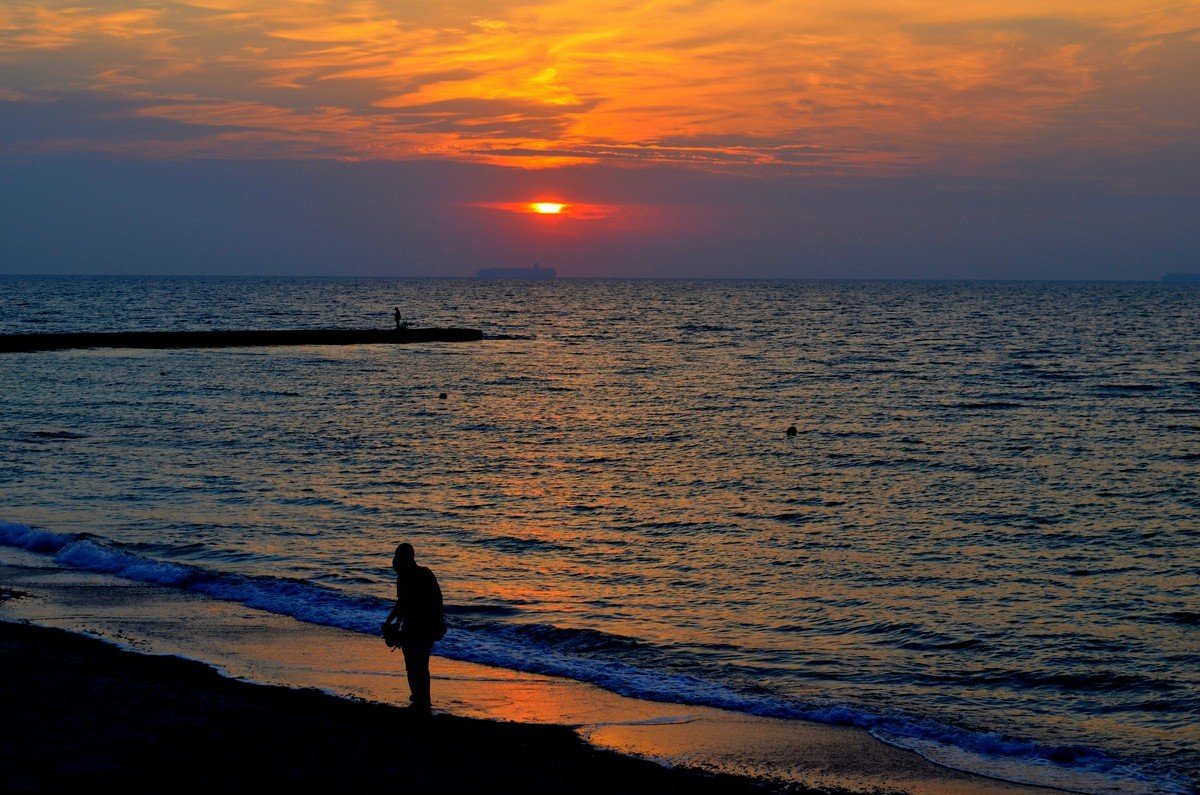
1 276 1196 793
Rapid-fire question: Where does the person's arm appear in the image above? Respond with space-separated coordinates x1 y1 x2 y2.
383 581 405 628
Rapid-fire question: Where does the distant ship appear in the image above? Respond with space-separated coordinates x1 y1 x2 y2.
1162 273 1199 282
475 264 557 279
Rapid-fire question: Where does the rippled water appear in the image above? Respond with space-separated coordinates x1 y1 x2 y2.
1 276 1197 792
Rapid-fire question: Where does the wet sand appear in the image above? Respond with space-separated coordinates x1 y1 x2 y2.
0 620 779 793
0 549 1057 794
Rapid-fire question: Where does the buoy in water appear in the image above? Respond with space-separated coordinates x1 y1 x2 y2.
786 425 798 436
439 392 448 400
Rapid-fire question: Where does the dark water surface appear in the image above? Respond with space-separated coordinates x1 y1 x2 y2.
1 277 1196 792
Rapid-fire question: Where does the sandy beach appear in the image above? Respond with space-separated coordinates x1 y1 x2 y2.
0 548 1062 795
0 619 778 793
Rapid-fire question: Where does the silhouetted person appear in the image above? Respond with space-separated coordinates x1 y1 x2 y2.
394 307 404 330
382 543 445 710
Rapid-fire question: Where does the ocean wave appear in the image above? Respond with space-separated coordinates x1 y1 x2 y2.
1096 383 1164 394
674 323 739 333
443 602 523 617
930 667 1182 695
467 534 575 554
1148 611 1200 627
0 522 79 553
0 520 385 635
0 519 1187 795
27 430 88 440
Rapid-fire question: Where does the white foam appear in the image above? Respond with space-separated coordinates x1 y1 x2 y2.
872 731 1188 795
56 540 193 586
0 520 73 553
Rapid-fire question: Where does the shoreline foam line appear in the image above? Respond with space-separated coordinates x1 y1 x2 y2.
0 551 1054 795
0 327 483 353
0 520 1186 795
0 621 788 794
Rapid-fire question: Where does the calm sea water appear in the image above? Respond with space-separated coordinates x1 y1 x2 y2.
1 276 1197 792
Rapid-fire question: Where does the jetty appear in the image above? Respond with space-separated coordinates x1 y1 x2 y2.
0 328 483 354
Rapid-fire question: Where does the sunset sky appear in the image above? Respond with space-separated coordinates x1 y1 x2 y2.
2 0 1197 277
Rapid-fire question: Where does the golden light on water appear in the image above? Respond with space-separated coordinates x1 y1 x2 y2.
531 203 566 215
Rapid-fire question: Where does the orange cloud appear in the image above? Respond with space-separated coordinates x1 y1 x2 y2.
0 0 1196 177
0 6 167 51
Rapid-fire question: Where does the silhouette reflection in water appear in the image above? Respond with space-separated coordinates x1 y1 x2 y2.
382 543 446 711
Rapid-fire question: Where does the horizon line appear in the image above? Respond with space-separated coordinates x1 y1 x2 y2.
2 273 1193 284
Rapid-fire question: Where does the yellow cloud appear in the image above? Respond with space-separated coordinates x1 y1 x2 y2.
1 0 1196 174
0 5 168 51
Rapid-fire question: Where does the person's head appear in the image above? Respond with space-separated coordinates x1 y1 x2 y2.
393 542 415 571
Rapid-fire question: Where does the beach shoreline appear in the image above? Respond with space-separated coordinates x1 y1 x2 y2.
0 548 1062 795
0 619 779 793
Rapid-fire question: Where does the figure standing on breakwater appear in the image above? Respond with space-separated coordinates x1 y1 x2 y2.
382 543 445 710
394 307 407 330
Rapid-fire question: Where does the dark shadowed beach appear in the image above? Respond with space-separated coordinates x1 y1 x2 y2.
0 621 778 794
0 563 1063 795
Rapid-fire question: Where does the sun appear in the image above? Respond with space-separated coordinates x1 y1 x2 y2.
473 200 615 220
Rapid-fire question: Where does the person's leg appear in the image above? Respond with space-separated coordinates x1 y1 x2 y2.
401 639 432 707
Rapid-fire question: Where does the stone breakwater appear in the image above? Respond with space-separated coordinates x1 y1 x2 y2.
0 327 484 353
